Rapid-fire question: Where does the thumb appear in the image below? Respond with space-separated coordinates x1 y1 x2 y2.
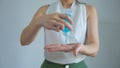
73 45 81 56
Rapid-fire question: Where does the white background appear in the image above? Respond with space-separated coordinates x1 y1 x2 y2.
0 0 120 68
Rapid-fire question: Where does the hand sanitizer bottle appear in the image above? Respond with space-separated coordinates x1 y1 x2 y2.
63 14 72 44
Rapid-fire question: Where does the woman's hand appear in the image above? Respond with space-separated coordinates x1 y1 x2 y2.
44 43 83 56
20 6 73 46
37 13 73 32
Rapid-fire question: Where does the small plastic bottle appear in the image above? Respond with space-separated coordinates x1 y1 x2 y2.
63 14 72 43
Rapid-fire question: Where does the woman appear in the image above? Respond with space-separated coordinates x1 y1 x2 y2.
20 0 99 68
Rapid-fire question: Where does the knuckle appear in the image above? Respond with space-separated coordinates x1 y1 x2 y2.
62 20 66 24
49 20 54 23
49 27 53 30
53 13 58 16
64 22 67 25
53 16 57 19
55 12 59 15
65 15 69 18
52 15 57 19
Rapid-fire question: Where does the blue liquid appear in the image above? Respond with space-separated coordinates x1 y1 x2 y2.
62 18 70 33
62 14 71 33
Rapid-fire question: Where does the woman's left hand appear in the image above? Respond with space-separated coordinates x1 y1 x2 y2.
44 43 83 56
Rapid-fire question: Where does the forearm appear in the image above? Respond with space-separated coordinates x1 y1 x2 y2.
80 43 99 57
20 21 42 46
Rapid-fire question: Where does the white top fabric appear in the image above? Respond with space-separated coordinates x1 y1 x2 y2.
44 0 87 64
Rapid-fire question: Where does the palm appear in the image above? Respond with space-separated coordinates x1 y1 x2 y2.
45 43 81 56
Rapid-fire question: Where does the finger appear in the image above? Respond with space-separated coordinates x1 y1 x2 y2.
45 44 73 52
47 48 59 52
45 44 53 49
62 45 75 52
54 18 65 30
73 45 81 56
45 24 59 31
59 14 73 31
63 22 73 31
49 20 62 32
48 44 65 52
59 14 73 24
59 44 73 52
47 44 60 52
46 20 60 32
47 24 60 32
46 44 67 52
52 20 64 30
50 20 65 32
45 44 60 49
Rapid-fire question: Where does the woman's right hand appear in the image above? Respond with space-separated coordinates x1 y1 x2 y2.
37 13 73 32
44 43 82 56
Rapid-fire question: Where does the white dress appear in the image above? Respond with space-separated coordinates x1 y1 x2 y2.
44 0 87 64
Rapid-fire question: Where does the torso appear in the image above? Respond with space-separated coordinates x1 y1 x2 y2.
43 0 89 64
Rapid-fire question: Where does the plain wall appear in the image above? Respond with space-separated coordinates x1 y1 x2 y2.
0 0 120 68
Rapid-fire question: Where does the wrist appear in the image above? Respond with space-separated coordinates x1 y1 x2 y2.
79 45 85 53
28 21 41 32
28 14 44 30
37 15 45 27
